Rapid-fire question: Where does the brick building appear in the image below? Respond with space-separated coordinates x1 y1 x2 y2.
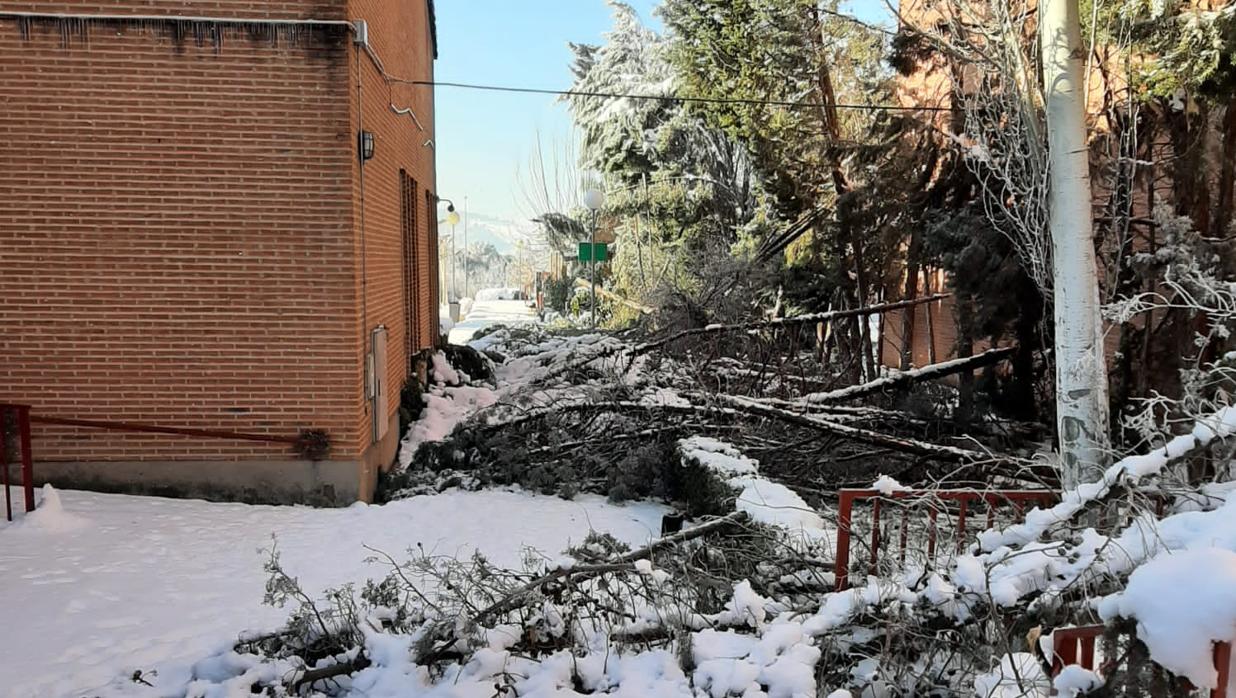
0 1 442 503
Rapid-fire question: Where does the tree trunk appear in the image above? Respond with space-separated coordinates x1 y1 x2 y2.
955 293 976 426
1041 0 1111 487
810 7 874 381
802 346 1015 404
900 236 923 370
1215 101 1236 238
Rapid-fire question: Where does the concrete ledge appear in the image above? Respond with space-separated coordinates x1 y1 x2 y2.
33 458 362 506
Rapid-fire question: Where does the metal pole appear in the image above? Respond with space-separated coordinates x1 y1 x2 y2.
18 405 33 513
463 196 469 299
2 407 11 521
590 209 598 329
450 225 456 301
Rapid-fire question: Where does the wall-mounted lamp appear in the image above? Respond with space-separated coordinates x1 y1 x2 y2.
358 130 375 163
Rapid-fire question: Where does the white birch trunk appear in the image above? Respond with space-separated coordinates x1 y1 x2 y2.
1040 0 1111 487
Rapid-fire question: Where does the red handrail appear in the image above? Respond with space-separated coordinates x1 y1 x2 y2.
1 403 36 522
29 415 299 445
834 488 1059 591
0 405 327 514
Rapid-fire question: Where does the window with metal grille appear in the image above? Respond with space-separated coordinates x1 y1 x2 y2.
400 170 419 360
426 188 440 342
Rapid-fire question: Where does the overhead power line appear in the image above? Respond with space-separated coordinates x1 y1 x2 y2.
396 79 951 113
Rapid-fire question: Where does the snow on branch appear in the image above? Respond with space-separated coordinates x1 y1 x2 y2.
800 347 1015 404
976 405 1236 552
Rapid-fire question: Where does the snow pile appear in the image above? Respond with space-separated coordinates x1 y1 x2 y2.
973 653 1049 697
1053 665 1104 697
872 474 911 496
1098 547 1236 689
679 437 827 538
350 637 692 697
352 640 692 697
19 484 89 533
475 287 523 301
429 350 461 385
397 385 498 468
692 623 820 697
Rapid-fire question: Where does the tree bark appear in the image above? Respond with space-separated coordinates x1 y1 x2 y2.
1215 101 1236 238
716 394 1021 466
810 7 874 381
801 347 1015 405
900 238 923 370
954 293 976 425
1040 0 1111 487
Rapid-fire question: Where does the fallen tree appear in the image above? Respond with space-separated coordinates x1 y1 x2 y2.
800 346 1016 404
574 277 656 315
630 294 950 356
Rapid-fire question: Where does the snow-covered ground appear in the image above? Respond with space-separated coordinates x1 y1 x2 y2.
0 485 665 697
447 297 538 345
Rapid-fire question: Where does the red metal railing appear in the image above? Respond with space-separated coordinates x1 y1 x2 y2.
1 403 36 522
834 488 1059 591
27 414 301 446
2 403 326 523
1053 624 1232 697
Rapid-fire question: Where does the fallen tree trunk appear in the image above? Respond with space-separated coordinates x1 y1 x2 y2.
630 294 950 356
292 656 372 692
711 394 1015 465
476 400 725 434
574 277 656 315
477 393 1024 471
800 346 1016 404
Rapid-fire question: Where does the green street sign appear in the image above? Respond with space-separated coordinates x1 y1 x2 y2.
578 242 609 262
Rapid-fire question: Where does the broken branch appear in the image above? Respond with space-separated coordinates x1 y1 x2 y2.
799 346 1016 404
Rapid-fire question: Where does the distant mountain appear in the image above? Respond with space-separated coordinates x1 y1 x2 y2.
451 212 539 256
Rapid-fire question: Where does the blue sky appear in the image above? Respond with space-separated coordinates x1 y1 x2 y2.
433 1 891 224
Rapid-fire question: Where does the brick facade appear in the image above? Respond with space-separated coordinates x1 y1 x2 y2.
0 1 438 503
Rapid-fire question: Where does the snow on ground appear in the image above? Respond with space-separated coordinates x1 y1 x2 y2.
447 298 538 345
0 485 666 697
474 287 523 301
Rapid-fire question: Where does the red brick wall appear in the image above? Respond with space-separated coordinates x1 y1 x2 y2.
346 0 438 459
0 2 345 20
0 9 364 461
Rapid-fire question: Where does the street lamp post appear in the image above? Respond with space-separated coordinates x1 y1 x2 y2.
446 208 461 302
462 196 470 300
582 189 605 329
436 197 460 304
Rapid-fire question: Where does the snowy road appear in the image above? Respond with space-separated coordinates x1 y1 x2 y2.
0 486 665 697
448 298 539 345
